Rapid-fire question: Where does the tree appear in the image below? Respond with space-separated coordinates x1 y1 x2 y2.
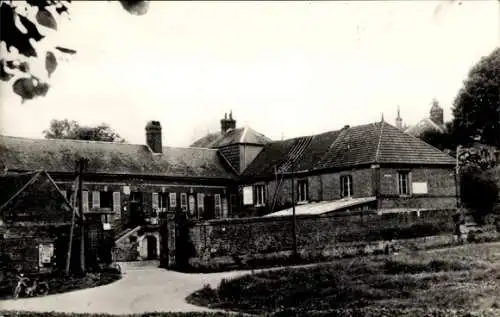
43 119 126 143
451 47 500 147
460 164 499 225
0 0 149 102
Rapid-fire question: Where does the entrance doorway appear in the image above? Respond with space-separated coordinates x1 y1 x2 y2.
203 195 215 220
129 192 144 228
146 235 158 260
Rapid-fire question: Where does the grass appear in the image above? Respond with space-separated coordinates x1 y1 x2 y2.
187 242 500 315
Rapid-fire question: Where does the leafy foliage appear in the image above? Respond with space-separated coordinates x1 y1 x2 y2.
0 0 149 102
43 119 126 143
452 47 500 147
460 165 499 224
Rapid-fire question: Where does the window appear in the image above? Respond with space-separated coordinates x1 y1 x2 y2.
169 193 177 210
100 191 113 209
340 175 353 198
180 193 188 212
188 195 196 216
197 193 205 218
297 180 308 202
230 194 237 213
158 193 168 211
214 194 222 218
398 171 411 195
82 191 89 213
254 184 266 206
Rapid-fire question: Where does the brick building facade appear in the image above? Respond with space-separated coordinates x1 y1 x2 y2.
1 113 457 264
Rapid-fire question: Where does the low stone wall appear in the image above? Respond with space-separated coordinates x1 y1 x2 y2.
188 209 456 266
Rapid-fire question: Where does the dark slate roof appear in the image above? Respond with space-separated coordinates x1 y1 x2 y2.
242 121 456 179
0 135 236 179
190 127 271 149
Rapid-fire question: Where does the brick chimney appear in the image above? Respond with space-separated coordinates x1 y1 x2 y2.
220 111 236 134
145 121 162 153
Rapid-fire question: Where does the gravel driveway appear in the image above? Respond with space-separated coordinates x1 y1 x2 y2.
0 261 251 315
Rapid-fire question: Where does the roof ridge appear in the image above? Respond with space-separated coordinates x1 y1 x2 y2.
240 126 249 143
375 121 385 163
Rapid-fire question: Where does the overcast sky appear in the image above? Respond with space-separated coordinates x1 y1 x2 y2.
1 0 499 147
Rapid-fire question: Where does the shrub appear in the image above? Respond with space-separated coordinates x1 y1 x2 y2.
461 167 499 225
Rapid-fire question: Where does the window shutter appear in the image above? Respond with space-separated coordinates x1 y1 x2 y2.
92 191 100 209
82 191 89 213
180 193 188 212
188 195 195 216
197 193 205 218
152 192 159 211
113 192 121 216
253 186 257 205
214 194 221 218
222 197 228 218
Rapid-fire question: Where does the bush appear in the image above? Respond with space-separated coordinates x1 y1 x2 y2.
461 167 499 224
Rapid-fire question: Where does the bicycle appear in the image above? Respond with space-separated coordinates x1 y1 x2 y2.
13 273 49 299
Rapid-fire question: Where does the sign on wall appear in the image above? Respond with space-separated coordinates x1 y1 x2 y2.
38 243 54 267
412 182 428 194
243 186 253 205
122 186 131 195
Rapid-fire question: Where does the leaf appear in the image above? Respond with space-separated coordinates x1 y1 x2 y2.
0 60 14 81
1 3 44 57
13 77 37 101
55 46 77 55
45 51 57 77
12 76 49 102
119 0 149 16
36 8 58 30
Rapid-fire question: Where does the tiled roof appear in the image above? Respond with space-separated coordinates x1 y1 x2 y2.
190 127 271 149
0 135 236 179
405 118 446 137
242 121 455 179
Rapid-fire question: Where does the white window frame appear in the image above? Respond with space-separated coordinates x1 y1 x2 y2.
255 184 266 207
398 171 411 196
297 180 308 203
169 193 177 210
340 175 353 198
158 193 168 212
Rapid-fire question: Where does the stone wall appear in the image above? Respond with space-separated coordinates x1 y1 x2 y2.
188 209 456 264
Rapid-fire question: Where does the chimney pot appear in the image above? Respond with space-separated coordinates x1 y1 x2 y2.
344 125 350 129
220 112 236 134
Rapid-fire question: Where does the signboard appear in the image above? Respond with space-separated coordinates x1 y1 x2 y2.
103 223 111 230
39 243 54 267
122 186 131 195
243 186 253 205
412 182 428 194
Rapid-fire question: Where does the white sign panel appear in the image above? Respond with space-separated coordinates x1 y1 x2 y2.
39 243 54 266
122 186 131 195
243 186 253 205
412 182 428 194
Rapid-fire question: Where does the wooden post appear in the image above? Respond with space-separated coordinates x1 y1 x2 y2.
65 176 79 275
77 158 89 274
291 162 298 259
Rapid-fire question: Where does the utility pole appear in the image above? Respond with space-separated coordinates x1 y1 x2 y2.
65 175 79 275
291 161 298 260
455 145 462 210
76 158 89 274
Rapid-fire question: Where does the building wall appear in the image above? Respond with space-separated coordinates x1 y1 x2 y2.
378 166 457 209
219 144 241 173
239 144 264 173
53 175 236 233
187 208 456 264
239 165 457 215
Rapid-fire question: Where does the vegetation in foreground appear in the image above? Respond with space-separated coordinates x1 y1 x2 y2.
187 242 500 315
